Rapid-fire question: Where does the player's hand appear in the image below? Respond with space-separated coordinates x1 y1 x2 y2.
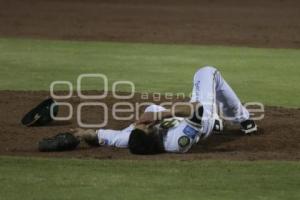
136 112 159 125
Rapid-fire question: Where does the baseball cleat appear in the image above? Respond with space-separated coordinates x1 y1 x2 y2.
240 119 257 134
213 118 223 134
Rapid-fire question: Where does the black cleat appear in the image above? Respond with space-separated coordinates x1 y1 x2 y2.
213 118 223 134
240 119 257 134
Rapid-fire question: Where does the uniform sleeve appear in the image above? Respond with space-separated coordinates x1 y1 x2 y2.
96 125 134 148
144 104 167 112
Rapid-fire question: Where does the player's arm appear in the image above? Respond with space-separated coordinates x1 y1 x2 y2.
136 102 201 124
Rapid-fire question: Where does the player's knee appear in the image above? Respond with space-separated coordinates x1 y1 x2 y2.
194 66 217 77
198 66 217 72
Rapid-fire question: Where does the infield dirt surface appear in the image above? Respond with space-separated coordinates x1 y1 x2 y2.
0 91 299 160
0 0 299 160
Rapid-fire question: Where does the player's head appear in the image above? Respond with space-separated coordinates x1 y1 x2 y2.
128 124 164 155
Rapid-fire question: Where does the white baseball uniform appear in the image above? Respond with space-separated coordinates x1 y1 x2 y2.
97 66 250 153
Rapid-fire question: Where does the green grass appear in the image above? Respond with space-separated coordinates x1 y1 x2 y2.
0 38 300 107
0 156 299 200
1 38 300 200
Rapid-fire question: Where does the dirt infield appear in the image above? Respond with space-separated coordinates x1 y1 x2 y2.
1 1 299 160
1 0 300 48
0 91 299 160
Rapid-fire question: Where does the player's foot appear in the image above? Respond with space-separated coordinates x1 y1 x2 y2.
213 118 223 134
240 119 257 134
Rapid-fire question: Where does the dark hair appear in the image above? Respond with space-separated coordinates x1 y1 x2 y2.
128 129 165 155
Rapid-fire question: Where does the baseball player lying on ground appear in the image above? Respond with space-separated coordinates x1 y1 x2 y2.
71 66 257 154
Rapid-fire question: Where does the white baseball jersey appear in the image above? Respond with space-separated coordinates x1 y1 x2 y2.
96 117 202 153
96 104 202 153
97 66 250 153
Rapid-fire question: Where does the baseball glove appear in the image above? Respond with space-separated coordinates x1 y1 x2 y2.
38 132 80 152
21 98 59 127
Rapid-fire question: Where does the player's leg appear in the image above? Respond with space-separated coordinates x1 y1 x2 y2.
214 71 249 123
190 66 220 138
191 66 256 135
214 69 257 133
